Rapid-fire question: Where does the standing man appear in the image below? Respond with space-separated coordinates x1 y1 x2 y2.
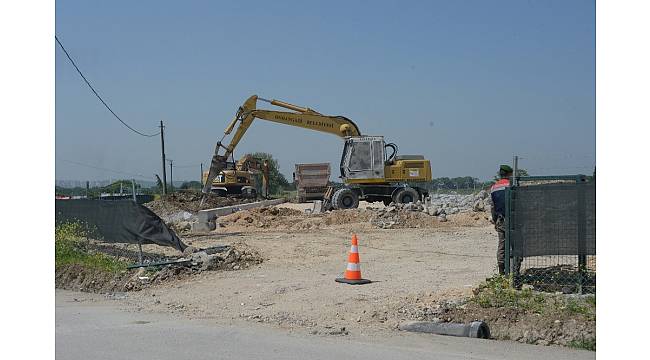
491 165 513 275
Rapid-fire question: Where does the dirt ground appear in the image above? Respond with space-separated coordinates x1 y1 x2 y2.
122 220 497 338
58 199 593 347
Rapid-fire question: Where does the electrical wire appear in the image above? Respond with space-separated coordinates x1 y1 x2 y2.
55 35 160 138
172 163 202 169
59 159 151 180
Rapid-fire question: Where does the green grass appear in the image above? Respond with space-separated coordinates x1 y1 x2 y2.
568 338 596 351
473 276 546 313
55 221 127 273
472 276 596 319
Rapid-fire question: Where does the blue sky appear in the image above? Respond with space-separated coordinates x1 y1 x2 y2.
55 0 595 183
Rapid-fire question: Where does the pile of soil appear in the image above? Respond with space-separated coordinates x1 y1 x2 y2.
218 208 375 231
145 191 257 216
217 206 488 232
218 207 310 230
55 263 194 293
55 243 264 293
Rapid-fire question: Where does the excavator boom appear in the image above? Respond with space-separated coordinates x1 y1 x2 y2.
202 95 360 194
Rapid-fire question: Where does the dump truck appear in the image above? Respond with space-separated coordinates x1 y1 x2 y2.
293 163 331 203
202 95 432 209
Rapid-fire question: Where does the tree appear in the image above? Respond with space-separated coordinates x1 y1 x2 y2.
180 181 202 190
494 168 529 180
248 152 290 194
103 180 140 194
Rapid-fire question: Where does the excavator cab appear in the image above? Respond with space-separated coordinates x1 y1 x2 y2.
340 135 432 185
340 136 386 182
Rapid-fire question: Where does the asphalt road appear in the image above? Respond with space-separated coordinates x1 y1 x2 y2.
56 290 595 360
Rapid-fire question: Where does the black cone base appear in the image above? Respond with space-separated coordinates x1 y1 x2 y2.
335 278 372 285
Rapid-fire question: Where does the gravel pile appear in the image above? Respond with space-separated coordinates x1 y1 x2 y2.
426 190 492 215
368 191 492 228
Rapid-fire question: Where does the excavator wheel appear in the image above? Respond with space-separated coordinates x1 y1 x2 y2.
394 187 419 204
212 189 228 197
332 188 359 210
242 187 257 199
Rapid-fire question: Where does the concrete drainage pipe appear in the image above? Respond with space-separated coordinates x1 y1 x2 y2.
399 321 490 339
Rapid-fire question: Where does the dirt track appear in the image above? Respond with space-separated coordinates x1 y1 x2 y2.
125 223 497 337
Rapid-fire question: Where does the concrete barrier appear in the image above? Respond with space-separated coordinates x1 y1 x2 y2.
191 198 287 232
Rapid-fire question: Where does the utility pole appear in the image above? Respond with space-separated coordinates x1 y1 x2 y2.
85 181 89 199
132 179 136 202
200 163 203 186
513 155 519 186
160 120 167 195
263 160 270 198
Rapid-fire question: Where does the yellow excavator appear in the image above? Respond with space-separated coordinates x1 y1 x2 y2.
202 95 432 209
201 154 269 198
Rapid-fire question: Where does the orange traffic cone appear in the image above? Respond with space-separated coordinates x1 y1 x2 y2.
335 234 371 285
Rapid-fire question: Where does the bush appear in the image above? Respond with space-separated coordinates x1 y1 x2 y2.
55 221 127 273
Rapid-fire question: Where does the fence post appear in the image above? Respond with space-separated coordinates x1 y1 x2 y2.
504 186 511 275
576 177 587 294
137 238 143 266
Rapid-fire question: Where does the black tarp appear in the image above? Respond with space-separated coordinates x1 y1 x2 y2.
55 200 186 252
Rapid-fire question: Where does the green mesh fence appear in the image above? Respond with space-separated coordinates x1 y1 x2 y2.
505 176 595 294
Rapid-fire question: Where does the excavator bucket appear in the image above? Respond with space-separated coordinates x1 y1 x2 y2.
201 153 228 195
318 187 335 212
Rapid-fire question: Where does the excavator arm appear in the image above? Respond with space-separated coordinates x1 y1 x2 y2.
202 95 361 194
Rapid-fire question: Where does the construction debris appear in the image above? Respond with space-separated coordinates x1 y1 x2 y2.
144 191 257 217
55 242 263 293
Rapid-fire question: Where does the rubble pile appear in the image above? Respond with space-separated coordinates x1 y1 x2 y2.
219 207 305 229
181 242 263 272
145 191 257 217
215 192 494 231
426 190 492 215
368 191 492 228
55 243 263 293
369 203 434 229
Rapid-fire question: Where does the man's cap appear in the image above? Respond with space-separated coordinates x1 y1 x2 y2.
500 165 513 173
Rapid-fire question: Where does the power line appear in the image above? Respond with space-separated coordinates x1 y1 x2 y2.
59 159 151 180
55 35 160 138
172 163 201 168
